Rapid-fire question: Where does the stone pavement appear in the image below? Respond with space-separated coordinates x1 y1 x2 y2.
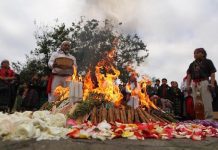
1 138 218 150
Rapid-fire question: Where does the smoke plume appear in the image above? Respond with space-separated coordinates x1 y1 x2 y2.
82 0 142 33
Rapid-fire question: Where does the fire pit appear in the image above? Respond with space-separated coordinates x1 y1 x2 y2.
42 48 177 125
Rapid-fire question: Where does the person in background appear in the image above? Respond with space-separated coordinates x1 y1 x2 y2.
181 75 195 120
21 82 39 111
180 76 188 98
10 73 21 111
212 80 218 111
157 78 173 113
157 78 171 100
153 79 160 95
170 81 174 88
0 60 15 82
48 41 77 103
39 74 48 108
125 73 140 109
120 83 128 105
169 81 184 119
0 60 16 111
187 48 216 120
29 73 40 108
12 85 24 112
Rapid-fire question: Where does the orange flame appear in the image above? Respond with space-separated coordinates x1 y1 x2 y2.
54 65 83 101
83 70 94 100
83 48 123 106
125 68 157 109
54 38 158 109
54 86 70 101
92 62 123 106
72 65 77 81
139 76 157 109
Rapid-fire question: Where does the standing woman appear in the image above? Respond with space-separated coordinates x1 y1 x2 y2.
0 60 15 83
0 60 16 111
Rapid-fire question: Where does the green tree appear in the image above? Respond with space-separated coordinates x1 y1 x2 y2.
14 18 149 83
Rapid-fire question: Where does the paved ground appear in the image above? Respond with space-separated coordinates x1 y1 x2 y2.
1 138 218 150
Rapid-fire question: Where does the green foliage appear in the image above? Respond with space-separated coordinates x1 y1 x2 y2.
13 18 149 83
71 92 106 119
17 56 50 82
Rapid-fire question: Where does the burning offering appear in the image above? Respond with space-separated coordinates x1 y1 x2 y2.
43 45 177 124
9 40 215 142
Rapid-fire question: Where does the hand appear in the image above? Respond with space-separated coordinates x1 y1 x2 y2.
53 63 58 68
53 63 62 68
208 84 215 92
211 84 215 89
208 84 216 98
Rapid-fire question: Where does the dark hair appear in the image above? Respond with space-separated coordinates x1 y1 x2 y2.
155 79 160 82
162 78 167 81
194 48 207 58
1 59 9 65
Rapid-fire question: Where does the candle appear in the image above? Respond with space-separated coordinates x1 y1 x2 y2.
69 81 74 99
70 81 83 102
74 81 79 99
78 82 83 99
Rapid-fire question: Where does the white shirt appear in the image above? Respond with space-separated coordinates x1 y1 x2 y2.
48 49 77 75
180 79 188 97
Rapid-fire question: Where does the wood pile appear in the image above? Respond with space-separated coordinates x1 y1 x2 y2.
89 104 177 124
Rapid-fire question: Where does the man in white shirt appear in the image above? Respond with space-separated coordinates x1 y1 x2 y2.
48 41 77 102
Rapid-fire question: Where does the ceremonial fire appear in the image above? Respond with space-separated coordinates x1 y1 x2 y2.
50 44 176 125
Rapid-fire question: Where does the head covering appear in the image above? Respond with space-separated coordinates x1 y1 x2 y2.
194 48 207 58
59 40 71 54
60 40 71 47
